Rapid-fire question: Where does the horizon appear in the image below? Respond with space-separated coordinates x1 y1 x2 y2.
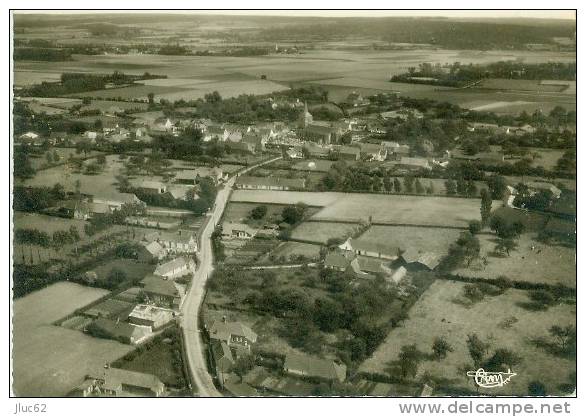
13 10 576 21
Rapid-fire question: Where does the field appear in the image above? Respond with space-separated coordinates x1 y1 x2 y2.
360 280 576 396
12 282 134 396
357 225 461 256
290 221 362 244
474 78 571 93
14 212 87 237
453 233 576 288
231 191 497 227
527 148 565 170
14 49 575 113
90 258 155 284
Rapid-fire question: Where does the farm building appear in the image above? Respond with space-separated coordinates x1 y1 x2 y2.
242 132 267 153
145 229 198 254
167 184 197 201
140 275 182 309
283 353 346 383
174 167 226 184
54 200 90 220
350 257 393 278
324 250 353 271
127 304 174 330
87 318 150 345
303 142 330 159
130 180 167 194
154 256 195 279
235 176 305 191
211 340 235 386
78 368 165 397
207 319 258 354
399 248 442 271
222 222 257 240
333 145 361 161
339 237 400 260
299 123 337 145
360 143 388 162
92 192 144 210
126 216 182 230
137 241 167 262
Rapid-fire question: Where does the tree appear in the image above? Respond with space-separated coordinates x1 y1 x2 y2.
147 92 155 105
468 220 482 235
445 179 457 195
466 333 489 368
415 178 425 194
494 237 517 256
432 337 453 360
398 344 423 379
457 232 480 266
106 268 127 289
233 355 255 382
487 175 506 199
97 154 107 166
549 325 576 354
528 381 547 396
403 176 415 193
480 189 492 224
393 178 402 193
45 152 53 165
282 203 306 225
485 348 521 372
250 205 268 220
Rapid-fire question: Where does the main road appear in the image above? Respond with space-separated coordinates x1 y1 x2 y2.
180 156 282 397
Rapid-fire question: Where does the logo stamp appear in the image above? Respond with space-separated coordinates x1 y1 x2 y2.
466 368 517 388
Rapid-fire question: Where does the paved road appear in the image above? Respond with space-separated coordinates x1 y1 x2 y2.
180 156 282 397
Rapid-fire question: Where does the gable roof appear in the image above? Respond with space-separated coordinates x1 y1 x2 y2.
95 368 164 394
351 238 400 258
284 352 346 382
324 251 353 269
222 222 257 237
142 241 164 257
401 248 441 270
209 320 258 343
154 257 192 276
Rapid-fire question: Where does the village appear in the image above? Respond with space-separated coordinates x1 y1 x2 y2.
11 11 576 399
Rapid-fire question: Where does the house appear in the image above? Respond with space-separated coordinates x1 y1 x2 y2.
226 140 255 154
55 200 90 220
92 192 143 210
145 229 198 253
339 237 399 260
137 241 167 262
222 222 257 240
242 132 266 153
154 256 195 279
382 141 410 156
303 142 330 159
244 367 314 396
235 176 305 191
360 143 388 161
346 91 370 107
203 125 225 142
350 257 393 278
85 131 98 140
78 368 165 397
208 319 258 354
128 304 174 330
324 250 354 271
400 248 441 271
140 274 182 309
286 148 304 159
19 131 40 140
130 179 167 194
174 167 225 185
333 145 361 161
126 216 182 230
525 181 562 199
283 353 346 383
388 266 407 284
87 318 150 345
211 340 235 386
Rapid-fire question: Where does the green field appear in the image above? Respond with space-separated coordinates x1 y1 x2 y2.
360 280 576 396
454 233 576 288
13 282 133 396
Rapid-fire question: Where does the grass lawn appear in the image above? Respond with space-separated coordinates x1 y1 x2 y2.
13 282 133 396
453 233 576 288
358 225 461 257
90 258 155 285
360 280 576 396
291 221 362 244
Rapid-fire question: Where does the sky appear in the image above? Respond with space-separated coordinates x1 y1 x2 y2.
15 10 576 20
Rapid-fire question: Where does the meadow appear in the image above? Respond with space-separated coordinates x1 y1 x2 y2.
360 280 576 396
12 282 133 396
453 233 576 288
230 190 494 227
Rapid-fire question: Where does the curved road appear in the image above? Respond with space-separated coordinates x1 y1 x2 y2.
180 156 282 397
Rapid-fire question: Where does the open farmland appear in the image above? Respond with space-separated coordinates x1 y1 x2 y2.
231 191 497 227
360 280 576 396
453 233 576 288
12 282 134 396
290 221 362 244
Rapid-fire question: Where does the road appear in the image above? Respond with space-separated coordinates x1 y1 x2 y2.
180 156 282 397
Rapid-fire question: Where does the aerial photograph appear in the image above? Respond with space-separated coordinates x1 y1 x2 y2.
10 10 576 398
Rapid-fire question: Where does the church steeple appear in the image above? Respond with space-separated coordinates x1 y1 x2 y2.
298 101 313 128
